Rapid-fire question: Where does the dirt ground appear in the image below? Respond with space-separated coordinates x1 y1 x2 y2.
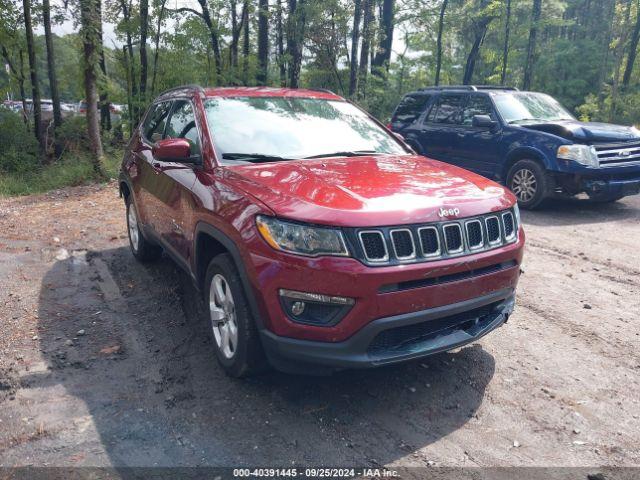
0 182 639 474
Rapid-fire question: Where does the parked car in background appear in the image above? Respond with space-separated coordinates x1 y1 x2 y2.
119 85 524 377
77 100 123 122
390 86 640 208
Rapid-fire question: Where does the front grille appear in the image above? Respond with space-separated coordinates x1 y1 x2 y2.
352 208 518 266
485 216 501 244
466 220 483 249
367 302 500 357
443 224 463 252
359 231 387 261
594 141 640 168
418 227 440 256
502 212 515 239
390 229 415 259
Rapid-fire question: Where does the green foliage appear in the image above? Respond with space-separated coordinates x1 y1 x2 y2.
0 109 40 174
0 150 121 197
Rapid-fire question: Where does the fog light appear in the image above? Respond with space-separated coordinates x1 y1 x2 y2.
291 301 306 316
278 289 354 327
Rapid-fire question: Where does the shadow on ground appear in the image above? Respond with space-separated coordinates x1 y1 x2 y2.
33 246 496 467
521 196 639 227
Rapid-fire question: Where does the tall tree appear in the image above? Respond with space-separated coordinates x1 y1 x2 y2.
623 0 640 86
151 0 167 94
242 0 249 84
348 0 362 96
500 0 511 85
371 0 394 74
98 0 111 131
79 0 105 175
23 0 44 151
357 0 373 98
139 0 149 106
463 0 496 85
1 45 28 122
276 0 286 85
42 0 62 130
257 0 269 85
434 0 448 86
286 0 306 88
523 0 542 90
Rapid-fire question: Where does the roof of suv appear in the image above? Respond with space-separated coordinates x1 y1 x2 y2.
416 85 519 93
155 85 344 102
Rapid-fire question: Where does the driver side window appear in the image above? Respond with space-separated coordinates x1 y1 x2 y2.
166 100 201 155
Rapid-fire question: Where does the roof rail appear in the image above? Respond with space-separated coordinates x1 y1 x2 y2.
157 84 206 97
418 85 519 92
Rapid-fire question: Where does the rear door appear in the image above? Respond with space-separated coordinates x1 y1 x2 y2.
413 93 467 163
456 93 503 177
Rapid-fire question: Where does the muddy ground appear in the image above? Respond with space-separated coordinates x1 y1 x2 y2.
0 182 638 474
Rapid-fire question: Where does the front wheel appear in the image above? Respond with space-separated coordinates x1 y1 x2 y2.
507 159 551 210
205 253 267 377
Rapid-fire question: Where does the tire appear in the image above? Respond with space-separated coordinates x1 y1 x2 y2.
125 196 162 262
507 159 551 210
204 253 267 377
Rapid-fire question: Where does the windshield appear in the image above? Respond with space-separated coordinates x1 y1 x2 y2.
492 92 574 124
204 97 406 161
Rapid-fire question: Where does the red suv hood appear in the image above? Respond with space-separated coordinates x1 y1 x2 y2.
225 155 515 227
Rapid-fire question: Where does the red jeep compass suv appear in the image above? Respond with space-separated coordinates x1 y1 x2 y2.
119 85 525 377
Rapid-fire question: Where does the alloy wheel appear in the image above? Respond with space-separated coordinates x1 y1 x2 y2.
128 204 140 251
209 274 238 360
511 168 538 202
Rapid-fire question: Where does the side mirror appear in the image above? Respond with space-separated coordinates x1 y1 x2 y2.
472 114 498 129
152 138 202 164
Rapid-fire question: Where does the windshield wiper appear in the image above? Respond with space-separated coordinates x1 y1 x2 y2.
303 150 380 159
222 152 289 162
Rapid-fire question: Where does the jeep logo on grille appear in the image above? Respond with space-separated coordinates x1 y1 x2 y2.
438 207 460 218
620 150 631 157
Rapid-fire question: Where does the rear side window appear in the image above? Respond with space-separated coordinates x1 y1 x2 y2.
427 94 466 124
392 94 431 124
462 95 496 125
143 102 172 142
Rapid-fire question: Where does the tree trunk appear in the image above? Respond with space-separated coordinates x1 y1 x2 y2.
357 0 373 98
500 0 511 85
348 0 361 97
462 0 494 85
623 0 640 86
242 0 250 85
2 45 29 126
98 0 111 131
151 0 167 95
230 0 241 69
286 0 305 88
523 0 542 90
434 0 448 86
122 46 134 135
276 0 286 86
139 0 149 107
42 0 62 130
79 0 106 176
23 0 44 152
371 0 394 74
257 0 269 85
199 0 223 80
120 0 137 122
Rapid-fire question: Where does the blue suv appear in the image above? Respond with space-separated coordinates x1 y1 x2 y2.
390 86 640 209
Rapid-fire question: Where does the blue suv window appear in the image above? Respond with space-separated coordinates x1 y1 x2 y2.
427 94 466 124
392 94 431 124
462 95 496 125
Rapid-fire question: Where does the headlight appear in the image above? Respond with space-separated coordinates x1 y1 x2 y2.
557 144 599 168
256 215 349 257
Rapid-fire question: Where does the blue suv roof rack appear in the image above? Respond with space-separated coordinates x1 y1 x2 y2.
418 85 519 92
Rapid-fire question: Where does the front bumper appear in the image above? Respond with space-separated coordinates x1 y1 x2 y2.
582 176 640 199
260 288 515 373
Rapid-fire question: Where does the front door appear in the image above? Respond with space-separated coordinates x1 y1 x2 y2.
414 93 467 164
455 94 503 178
